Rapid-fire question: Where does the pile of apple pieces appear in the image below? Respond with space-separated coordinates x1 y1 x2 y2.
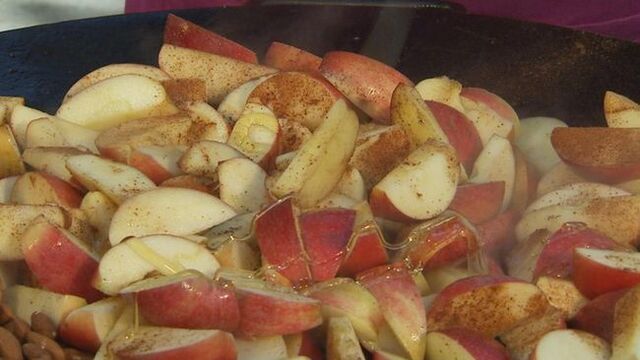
1 13 640 360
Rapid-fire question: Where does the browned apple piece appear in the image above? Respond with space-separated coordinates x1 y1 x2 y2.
264 41 322 72
0 124 25 178
162 78 208 106
604 91 640 128
551 127 640 183
498 307 566 360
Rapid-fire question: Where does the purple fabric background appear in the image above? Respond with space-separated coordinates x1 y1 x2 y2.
125 0 640 43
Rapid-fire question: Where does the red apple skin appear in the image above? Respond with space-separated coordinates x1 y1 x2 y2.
163 14 257 64
289 331 325 360
428 327 510 360
396 215 479 271
532 222 623 281
572 248 640 299
39 172 84 208
369 188 417 223
426 100 483 173
255 198 311 285
134 275 239 332
299 208 356 282
235 288 323 338
569 289 627 343
476 209 518 256
128 150 175 184
59 312 102 352
460 88 519 124
13 172 84 209
449 182 505 224
263 41 322 72
337 226 389 277
22 222 103 302
319 51 413 124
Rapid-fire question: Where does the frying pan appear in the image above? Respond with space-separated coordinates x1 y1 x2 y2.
0 3 639 126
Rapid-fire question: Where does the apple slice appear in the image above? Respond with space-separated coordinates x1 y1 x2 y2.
531 329 610 360
109 186 235 245
536 276 588 318
390 84 448 149
121 270 239 331
23 116 99 153
264 41 321 72
21 220 103 301
426 328 509 360
470 134 515 210
460 87 518 143
515 116 567 174
162 78 208 106
604 91 640 128
612 285 640 359
449 181 505 224
66 154 156 204
183 101 231 143
370 140 459 222
357 263 427 360
427 275 549 337
327 317 366 360
227 110 281 169
319 51 412 124
338 219 388 277
218 157 269 213
64 63 170 101
498 307 566 360
536 162 588 196
80 191 118 254
57 74 178 131
0 124 25 179
551 127 640 183
22 147 87 188
58 297 126 352
394 214 479 271
127 145 185 184
11 171 83 208
272 99 359 208
510 148 539 213
2 285 86 327
237 335 289 360
217 75 273 123
179 140 244 178
573 248 640 298
414 76 464 112
0 204 68 260
158 44 276 104
246 71 341 130
0 96 24 118
349 124 412 189
164 14 257 64
525 182 629 214
569 289 627 343
94 234 220 295
108 326 236 360
8 104 53 147
0 176 17 204
235 282 322 337
255 197 311 284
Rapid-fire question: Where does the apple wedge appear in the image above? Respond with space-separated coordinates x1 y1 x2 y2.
235 282 322 337
449 181 505 224
525 182 628 214
2 285 86 327
217 75 273 123
121 270 239 331
162 78 208 106
227 110 281 169
22 146 87 187
604 91 640 128
0 204 68 260
108 326 236 360
612 285 640 359
369 140 459 222
264 41 322 72
0 124 25 179
327 316 366 360
8 104 52 147
23 116 99 153
531 329 610 360
158 44 276 104
21 220 103 301
66 154 156 204
0 176 17 203
247 71 341 130
469 134 515 210
164 14 257 64
427 275 550 337
515 116 567 174
425 328 510 360
570 289 627 343
64 63 170 102
414 76 464 112
338 221 388 277
536 276 588 318
551 127 640 183
58 297 126 352
218 157 269 213
498 306 566 360
179 140 244 178
57 74 178 131
390 84 448 149
536 162 588 196
319 51 412 123
573 248 640 298
357 264 427 360
460 87 518 143
183 100 230 143
80 191 118 254
127 145 185 184
349 124 412 189
237 335 289 360
11 171 83 209
94 234 220 295
109 187 235 245
271 99 359 208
